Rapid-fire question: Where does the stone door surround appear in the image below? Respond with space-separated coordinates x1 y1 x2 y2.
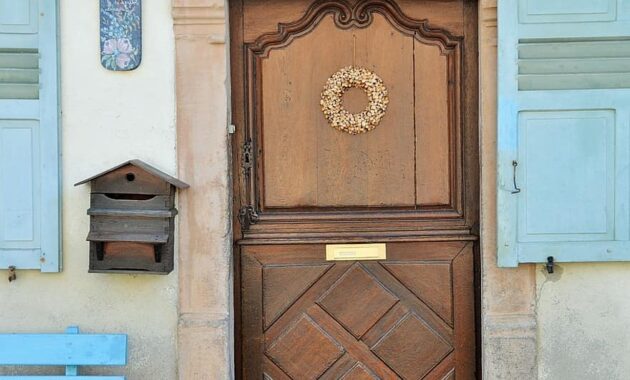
171 0 537 378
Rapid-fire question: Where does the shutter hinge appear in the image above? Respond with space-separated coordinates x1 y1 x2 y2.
8 266 16 282
242 139 253 174
238 205 259 230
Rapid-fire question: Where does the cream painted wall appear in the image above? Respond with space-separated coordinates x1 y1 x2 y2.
537 264 630 380
5 1 630 379
0 1 178 378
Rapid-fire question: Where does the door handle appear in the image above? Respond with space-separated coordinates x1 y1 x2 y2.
511 160 521 194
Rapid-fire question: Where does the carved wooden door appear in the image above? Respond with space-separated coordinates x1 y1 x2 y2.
231 0 478 378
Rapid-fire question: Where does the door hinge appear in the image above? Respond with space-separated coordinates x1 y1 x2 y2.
242 139 253 174
238 205 259 230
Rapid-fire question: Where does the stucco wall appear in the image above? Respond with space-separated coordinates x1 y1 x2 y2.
4 1 629 380
536 264 630 380
0 1 178 378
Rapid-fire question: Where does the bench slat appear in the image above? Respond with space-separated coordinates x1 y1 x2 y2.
0 334 127 366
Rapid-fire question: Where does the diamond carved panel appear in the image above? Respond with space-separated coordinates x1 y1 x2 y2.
382 262 453 324
266 315 344 379
242 242 474 379
263 264 331 327
372 314 453 379
340 363 379 380
317 264 398 338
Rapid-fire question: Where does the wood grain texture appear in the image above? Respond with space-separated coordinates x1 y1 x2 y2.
317 264 399 337
266 314 344 379
262 14 416 208
337 363 379 380
239 242 475 379
241 252 264 379
102 241 156 262
243 0 465 44
81 161 181 274
382 262 454 324
234 0 472 241
263 264 331 327
415 42 451 206
371 313 452 378
91 165 172 196
318 354 357 379
453 244 476 380
232 0 479 377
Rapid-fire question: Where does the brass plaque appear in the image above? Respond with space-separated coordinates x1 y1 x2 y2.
326 243 386 261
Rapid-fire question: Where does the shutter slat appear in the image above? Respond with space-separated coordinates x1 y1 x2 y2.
519 72 630 90
518 39 630 59
519 57 630 74
0 68 39 83
0 48 39 98
518 39 630 90
0 51 38 68
0 83 38 99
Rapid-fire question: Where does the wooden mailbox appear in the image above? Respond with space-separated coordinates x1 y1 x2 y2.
75 160 188 274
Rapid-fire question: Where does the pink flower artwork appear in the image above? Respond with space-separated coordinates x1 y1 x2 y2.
102 38 133 69
100 0 141 71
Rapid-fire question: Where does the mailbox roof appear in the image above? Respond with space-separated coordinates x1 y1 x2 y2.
74 159 190 189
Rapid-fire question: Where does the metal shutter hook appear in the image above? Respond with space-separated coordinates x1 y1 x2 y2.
511 160 521 194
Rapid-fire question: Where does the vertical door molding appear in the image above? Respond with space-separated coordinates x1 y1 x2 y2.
172 1 233 379
479 0 538 378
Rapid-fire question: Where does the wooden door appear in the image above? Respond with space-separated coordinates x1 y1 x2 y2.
231 0 478 378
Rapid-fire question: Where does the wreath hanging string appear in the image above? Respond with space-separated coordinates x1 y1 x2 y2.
320 66 389 135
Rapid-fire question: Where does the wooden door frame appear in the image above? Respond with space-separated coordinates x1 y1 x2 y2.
172 0 539 378
229 0 481 377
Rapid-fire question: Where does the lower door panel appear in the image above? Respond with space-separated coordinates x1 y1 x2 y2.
240 241 475 380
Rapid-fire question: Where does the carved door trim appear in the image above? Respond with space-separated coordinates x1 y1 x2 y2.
233 0 479 243
230 0 480 378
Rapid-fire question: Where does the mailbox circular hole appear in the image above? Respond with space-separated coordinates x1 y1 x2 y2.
126 173 136 182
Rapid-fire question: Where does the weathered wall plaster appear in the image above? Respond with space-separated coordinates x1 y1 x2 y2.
0 1 178 378
479 0 539 378
537 264 630 380
172 1 233 379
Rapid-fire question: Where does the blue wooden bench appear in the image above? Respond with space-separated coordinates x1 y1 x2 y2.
0 326 127 379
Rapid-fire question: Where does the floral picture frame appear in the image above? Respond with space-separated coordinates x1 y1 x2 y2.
100 0 142 71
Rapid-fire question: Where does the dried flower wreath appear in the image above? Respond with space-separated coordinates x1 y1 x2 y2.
320 66 389 135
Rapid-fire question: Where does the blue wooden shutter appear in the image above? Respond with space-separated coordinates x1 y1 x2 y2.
498 0 630 266
0 0 60 272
